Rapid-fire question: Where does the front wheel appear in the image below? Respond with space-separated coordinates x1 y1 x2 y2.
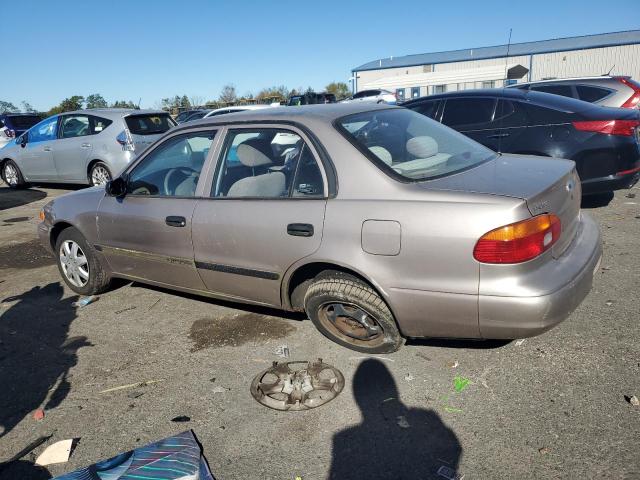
304 271 403 353
55 227 111 295
2 160 27 189
89 162 112 187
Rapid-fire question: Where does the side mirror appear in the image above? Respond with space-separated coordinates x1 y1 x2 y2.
105 176 127 197
19 135 27 148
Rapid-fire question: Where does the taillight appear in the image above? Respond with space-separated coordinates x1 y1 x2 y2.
474 214 561 264
616 77 640 109
116 129 135 151
572 119 640 137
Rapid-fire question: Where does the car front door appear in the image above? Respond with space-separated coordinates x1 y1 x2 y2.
192 126 328 307
54 114 93 181
96 129 218 290
18 116 59 180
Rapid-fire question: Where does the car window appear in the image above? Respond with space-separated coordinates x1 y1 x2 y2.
409 100 440 119
530 84 574 98
127 131 216 197
90 116 113 134
6 115 41 130
28 116 58 143
576 85 612 103
125 114 175 135
442 98 496 129
493 100 529 128
337 108 496 181
523 103 574 125
60 115 91 139
213 128 324 198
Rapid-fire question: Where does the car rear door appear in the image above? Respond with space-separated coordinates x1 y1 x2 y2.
18 116 59 180
96 128 218 290
54 114 93 181
191 124 328 307
440 97 497 147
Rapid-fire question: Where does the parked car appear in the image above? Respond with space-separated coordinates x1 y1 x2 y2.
1 109 176 188
0 113 42 148
341 89 398 105
202 105 273 118
181 110 212 123
175 109 205 124
287 92 336 106
509 76 640 109
38 104 601 353
403 89 640 195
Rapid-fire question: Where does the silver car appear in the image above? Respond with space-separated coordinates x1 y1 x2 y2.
341 89 398 105
1 109 176 188
38 104 601 353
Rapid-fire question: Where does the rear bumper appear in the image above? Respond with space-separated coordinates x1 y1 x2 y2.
478 212 602 339
581 168 640 195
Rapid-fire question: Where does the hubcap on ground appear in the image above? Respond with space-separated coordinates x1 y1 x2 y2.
4 164 18 185
59 240 89 287
318 302 384 347
91 165 111 186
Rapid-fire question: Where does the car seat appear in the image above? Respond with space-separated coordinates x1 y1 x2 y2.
227 142 285 197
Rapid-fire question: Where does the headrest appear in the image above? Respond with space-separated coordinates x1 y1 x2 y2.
406 136 438 158
237 141 272 167
368 146 393 165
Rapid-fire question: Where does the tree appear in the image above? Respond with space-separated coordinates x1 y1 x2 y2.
0 100 18 113
111 100 138 109
48 96 85 116
86 94 108 109
218 84 237 104
325 81 351 100
256 85 290 103
180 95 191 109
189 95 204 108
20 101 37 113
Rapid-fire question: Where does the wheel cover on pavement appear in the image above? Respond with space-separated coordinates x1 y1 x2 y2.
59 240 89 287
250 359 344 411
91 165 111 186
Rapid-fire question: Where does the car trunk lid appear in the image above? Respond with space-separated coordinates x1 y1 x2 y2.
419 154 582 257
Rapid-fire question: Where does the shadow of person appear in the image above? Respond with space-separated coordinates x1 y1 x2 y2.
0 460 51 479
0 283 91 438
329 359 461 480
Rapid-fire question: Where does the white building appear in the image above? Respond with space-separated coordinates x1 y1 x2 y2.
351 30 640 101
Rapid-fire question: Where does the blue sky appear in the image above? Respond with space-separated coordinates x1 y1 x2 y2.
4 0 638 110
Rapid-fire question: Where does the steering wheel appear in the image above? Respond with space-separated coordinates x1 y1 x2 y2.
164 166 199 195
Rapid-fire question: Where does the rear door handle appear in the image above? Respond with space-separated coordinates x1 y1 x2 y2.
287 223 314 237
487 133 510 139
166 216 186 227
43 146 52 151
81 143 91 148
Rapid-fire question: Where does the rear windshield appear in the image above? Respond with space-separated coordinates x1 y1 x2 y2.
125 114 175 135
7 115 42 130
336 108 496 181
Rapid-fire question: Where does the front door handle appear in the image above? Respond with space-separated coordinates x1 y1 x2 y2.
81 143 92 148
287 223 314 237
43 146 52 151
166 216 186 227
487 132 510 139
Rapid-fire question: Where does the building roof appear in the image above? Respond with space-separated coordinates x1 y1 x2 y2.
353 30 640 72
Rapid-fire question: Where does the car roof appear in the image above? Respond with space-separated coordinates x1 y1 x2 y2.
59 108 169 119
510 75 626 86
178 103 400 131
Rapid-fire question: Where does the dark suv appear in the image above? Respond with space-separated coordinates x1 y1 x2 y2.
0 113 42 147
403 89 640 195
287 92 336 106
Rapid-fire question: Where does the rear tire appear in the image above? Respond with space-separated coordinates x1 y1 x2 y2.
304 271 403 353
55 227 111 295
89 162 112 187
2 160 27 189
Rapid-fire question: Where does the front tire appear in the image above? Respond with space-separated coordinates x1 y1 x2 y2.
89 162 112 187
304 271 403 353
2 160 27 189
55 227 111 295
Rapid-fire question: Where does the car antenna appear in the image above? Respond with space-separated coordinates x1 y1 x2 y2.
497 28 513 155
136 97 142 109
605 64 615 76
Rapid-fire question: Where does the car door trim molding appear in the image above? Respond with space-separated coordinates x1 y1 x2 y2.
194 261 280 280
94 244 194 266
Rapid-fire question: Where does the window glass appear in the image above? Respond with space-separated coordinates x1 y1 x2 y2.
337 108 496 181
90 116 113 134
411 87 421 99
433 85 446 94
60 115 90 138
531 84 574 98
28 116 58 142
6 115 41 130
442 98 496 129
125 114 175 135
576 85 611 103
396 89 405 101
213 128 324 198
127 131 215 197
493 100 529 128
482 80 496 88
523 103 573 124
409 100 440 119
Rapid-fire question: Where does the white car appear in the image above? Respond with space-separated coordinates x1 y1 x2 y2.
341 89 398 105
203 104 274 119
0 126 12 149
